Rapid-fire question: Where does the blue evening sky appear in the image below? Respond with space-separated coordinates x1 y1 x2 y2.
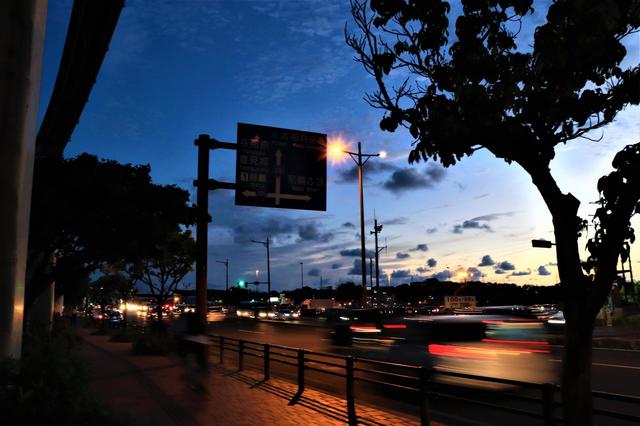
39 1 640 291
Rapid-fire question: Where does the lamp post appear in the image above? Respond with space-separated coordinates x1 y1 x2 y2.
216 259 229 291
332 142 386 307
300 262 304 289
251 238 271 295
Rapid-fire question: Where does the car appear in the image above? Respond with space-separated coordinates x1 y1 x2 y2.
207 305 226 322
236 302 273 319
274 304 300 320
332 308 407 345
106 310 124 325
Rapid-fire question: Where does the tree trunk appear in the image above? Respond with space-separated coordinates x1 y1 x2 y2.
562 299 595 425
551 195 596 425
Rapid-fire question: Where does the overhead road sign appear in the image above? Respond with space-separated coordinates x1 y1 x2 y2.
235 123 326 211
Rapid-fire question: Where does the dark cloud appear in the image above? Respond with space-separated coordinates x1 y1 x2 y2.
297 222 333 243
427 258 437 268
548 262 558 266
478 255 495 267
511 270 532 276
342 222 356 229
396 252 410 259
391 270 411 279
234 217 295 242
340 248 375 257
451 212 514 234
416 267 429 273
337 162 398 183
384 217 408 225
466 267 482 281
471 212 514 221
494 269 506 274
410 244 429 252
331 263 342 269
537 265 552 276
497 261 515 271
307 268 321 276
452 220 492 234
426 227 438 234
382 164 446 194
348 259 362 275
431 270 453 281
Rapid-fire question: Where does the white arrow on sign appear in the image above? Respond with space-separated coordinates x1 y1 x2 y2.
241 190 311 203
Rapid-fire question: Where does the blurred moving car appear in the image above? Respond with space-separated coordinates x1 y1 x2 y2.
207 304 226 322
423 315 559 388
274 304 300 320
236 301 274 319
332 308 407 345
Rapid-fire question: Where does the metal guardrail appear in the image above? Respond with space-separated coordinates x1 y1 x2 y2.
208 334 640 425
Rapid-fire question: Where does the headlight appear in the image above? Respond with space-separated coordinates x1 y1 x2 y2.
292 312 300 318
258 312 267 318
268 312 276 318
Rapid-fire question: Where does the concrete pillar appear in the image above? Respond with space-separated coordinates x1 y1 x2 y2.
0 0 48 359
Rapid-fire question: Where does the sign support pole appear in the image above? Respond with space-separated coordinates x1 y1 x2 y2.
194 134 237 327
195 134 210 327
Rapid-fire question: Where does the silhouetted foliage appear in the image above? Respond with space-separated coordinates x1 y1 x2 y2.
26 154 196 312
347 0 639 422
0 320 128 425
124 230 196 325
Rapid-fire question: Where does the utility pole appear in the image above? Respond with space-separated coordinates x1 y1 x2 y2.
370 219 385 306
216 259 229 291
251 238 271 296
342 142 386 307
300 262 304 289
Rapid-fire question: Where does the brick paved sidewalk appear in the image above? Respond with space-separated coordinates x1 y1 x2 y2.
75 329 427 426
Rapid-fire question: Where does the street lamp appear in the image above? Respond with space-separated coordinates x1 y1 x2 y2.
532 239 555 248
216 258 229 291
330 141 385 307
251 238 271 295
300 262 304 289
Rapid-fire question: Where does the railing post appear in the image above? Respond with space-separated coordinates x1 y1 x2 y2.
219 336 224 364
297 349 305 393
238 340 244 371
289 349 305 405
420 366 431 426
264 343 270 381
346 356 357 425
542 383 556 426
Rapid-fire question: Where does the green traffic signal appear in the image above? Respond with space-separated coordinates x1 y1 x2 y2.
238 280 246 288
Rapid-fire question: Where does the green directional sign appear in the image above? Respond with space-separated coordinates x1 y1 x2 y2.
235 123 327 211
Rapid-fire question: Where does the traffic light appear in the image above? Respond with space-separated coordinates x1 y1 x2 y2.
238 280 246 288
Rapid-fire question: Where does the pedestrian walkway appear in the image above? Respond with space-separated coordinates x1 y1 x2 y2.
75 329 426 426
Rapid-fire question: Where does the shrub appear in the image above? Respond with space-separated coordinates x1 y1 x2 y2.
131 330 174 355
0 320 129 425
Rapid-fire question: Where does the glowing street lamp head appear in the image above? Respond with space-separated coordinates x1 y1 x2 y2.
379 150 387 159
327 134 350 164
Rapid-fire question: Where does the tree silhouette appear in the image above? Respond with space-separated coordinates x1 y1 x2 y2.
26 154 195 315
346 0 639 422
124 230 196 326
